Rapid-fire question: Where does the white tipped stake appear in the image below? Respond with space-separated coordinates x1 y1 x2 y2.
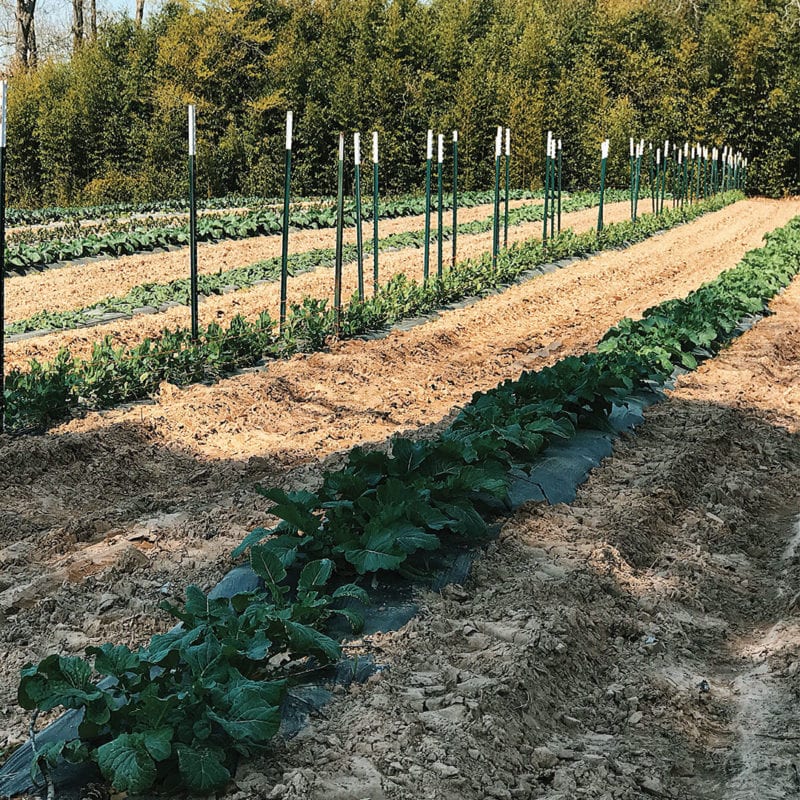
656 147 661 165
354 131 361 165
557 138 562 152
505 127 510 157
372 131 378 164
630 137 634 157
664 139 670 156
438 133 444 164
453 130 458 143
285 110 293 151
495 128 502 158
426 129 433 161
188 105 196 156
338 132 344 161
601 139 609 159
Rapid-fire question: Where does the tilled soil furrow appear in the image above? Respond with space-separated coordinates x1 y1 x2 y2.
0 199 797 769
231 226 800 800
3 200 631 370
4 199 534 324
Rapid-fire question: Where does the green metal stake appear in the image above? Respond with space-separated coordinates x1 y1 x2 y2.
557 138 563 233
0 82 6 434
353 131 364 301
629 137 635 220
695 143 701 201
452 130 458 267
437 133 444 278
549 137 555 240
597 139 609 232
660 140 668 214
372 131 379 295
334 133 344 333
654 148 662 215
188 104 199 341
648 144 655 214
279 110 292 331
503 127 510 249
492 125 501 268
423 129 432 282
633 141 642 221
542 131 551 244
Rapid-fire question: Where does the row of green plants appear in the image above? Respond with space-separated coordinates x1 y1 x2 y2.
3 192 740 432
14 202 800 795
6 190 617 337
3 189 538 273
5 194 290 226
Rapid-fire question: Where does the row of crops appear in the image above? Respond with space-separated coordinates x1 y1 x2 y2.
2 189 537 275
5 191 738 429
5 189 626 338
13 195 798 795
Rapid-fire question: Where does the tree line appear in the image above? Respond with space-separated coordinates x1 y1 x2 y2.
6 0 800 207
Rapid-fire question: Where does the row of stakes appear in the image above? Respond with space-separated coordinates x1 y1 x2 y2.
0 86 750 430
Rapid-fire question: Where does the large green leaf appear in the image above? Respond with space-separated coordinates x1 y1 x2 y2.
207 682 283 745
284 621 341 661
175 744 231 793
18 654 102 712
96 734 158 794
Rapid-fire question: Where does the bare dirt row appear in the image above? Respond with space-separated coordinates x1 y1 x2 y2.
0 199 797 788
4 198 533 324
3 200 630 372
249 253 800 800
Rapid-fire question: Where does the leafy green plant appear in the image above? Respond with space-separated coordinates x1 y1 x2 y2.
18 556 367 794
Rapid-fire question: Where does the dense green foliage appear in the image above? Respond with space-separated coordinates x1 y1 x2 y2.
6 0 799 205
3 191 738 431
15 201 800 795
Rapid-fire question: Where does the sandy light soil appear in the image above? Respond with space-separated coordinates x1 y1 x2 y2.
4 199 533 323
244 266 800 800
2 200 631 371
0 200 798 800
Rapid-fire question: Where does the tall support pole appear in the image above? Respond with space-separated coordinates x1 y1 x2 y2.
334 133 345 334
633 140 643 221
629 137 635 220
695 142 701 200
437 133 444 278
683 142 689 207
492 125 501 268
279 110 293 331
0 82 7 434
549 138 555 239
654 148 661 216
188 105 199 341
676 149 683 208
597 139 609 232
372 132 379 295
423 129 432 282
648 143 655 214
557 138 563 233
543 130 551 244
660 140 668 214
451 130 458 267
353 132 364 301
503 127 510 248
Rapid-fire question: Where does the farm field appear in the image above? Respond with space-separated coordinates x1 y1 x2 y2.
250 264 800 800
0 196 798 799
4 197 535 323
2 198 631 371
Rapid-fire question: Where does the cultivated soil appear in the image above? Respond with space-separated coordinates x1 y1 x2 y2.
244 256 800 800
1 200 631 371
0 199 798 799
4 199 533 324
